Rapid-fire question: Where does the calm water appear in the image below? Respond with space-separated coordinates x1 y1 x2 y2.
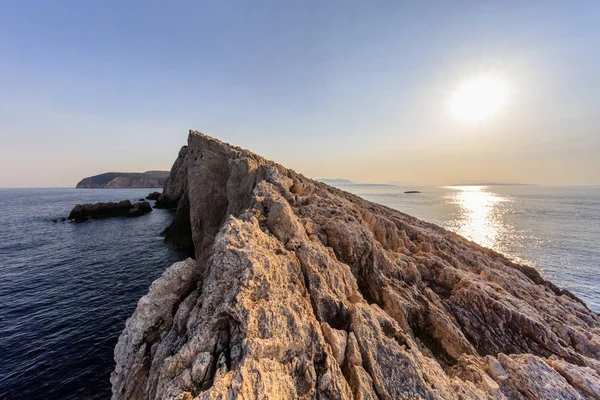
0 189 185 399
343 184 600 311
0 186 599 399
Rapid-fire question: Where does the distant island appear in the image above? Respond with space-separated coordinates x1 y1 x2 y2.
316 178 355 186
318 178 396 187
76 171 169 188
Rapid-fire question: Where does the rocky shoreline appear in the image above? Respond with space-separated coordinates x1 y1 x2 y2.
111 131 600 399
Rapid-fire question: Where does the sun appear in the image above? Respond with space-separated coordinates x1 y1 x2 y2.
450 75 510 123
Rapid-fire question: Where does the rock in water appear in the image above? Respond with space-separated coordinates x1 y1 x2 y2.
68 200 152 222
146 192 161 201
112 131 600 400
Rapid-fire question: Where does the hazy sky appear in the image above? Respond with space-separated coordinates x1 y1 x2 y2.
1 1 599 187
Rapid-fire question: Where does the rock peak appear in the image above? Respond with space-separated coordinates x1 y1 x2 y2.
112 131 600 399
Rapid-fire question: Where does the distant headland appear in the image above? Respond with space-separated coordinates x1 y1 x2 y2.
76 171 169 188
317 178 396 187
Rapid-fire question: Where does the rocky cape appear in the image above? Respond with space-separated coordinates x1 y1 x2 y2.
112 131 600 399
76 171 169 188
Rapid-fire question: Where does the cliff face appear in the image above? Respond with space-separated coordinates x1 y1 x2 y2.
76 171 169 188
112 131 600 400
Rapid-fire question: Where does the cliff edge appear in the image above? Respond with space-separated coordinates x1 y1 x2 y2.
112 130 600 399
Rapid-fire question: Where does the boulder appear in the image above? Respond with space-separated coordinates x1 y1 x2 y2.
132 201 152 213
146 192 161 201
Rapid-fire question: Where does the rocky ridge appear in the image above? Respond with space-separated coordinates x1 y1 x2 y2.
112 130 600 399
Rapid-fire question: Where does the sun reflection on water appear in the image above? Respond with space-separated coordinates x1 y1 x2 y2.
444 186 507 250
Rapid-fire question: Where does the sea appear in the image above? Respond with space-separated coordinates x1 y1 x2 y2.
0 185 599 399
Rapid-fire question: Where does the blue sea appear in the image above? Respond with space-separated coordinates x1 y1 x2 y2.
0 185 599 399
0 189 185 399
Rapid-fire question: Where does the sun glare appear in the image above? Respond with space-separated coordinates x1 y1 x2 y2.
450 75 509 123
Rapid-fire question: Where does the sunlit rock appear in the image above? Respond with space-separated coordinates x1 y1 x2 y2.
112 130 600 399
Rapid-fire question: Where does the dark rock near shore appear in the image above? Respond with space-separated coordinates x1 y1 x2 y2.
145 192 161 201
160 192 194 254
133 201 152 213
68 200 152 222
404 190 421 193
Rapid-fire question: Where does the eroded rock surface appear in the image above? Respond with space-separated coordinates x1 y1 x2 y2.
112 131 600 399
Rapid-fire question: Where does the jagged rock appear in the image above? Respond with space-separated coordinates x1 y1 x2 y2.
161 193 194 255
146 192 161 201
155 146 188 209
68 200 152 222
112 131 600 399
112 258 198 399
133 201 153 213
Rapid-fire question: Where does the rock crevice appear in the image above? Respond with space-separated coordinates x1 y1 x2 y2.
112 131 600 399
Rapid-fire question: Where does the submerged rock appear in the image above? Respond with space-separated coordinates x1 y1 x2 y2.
112 130 600 400
68 200 152 222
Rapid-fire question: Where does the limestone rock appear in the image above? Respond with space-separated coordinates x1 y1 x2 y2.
112 131 600 399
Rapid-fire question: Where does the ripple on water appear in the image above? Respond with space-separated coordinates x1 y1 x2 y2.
0 189 185 399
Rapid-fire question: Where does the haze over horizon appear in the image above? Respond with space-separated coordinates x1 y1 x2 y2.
1 1 599 187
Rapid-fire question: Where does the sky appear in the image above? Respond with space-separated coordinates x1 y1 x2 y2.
1 0 599 187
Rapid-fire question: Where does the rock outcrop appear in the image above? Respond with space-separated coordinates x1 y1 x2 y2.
68 200 152 222
147 192 162 201
112 131 600 399
76 171 169 188
154 146 189 209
